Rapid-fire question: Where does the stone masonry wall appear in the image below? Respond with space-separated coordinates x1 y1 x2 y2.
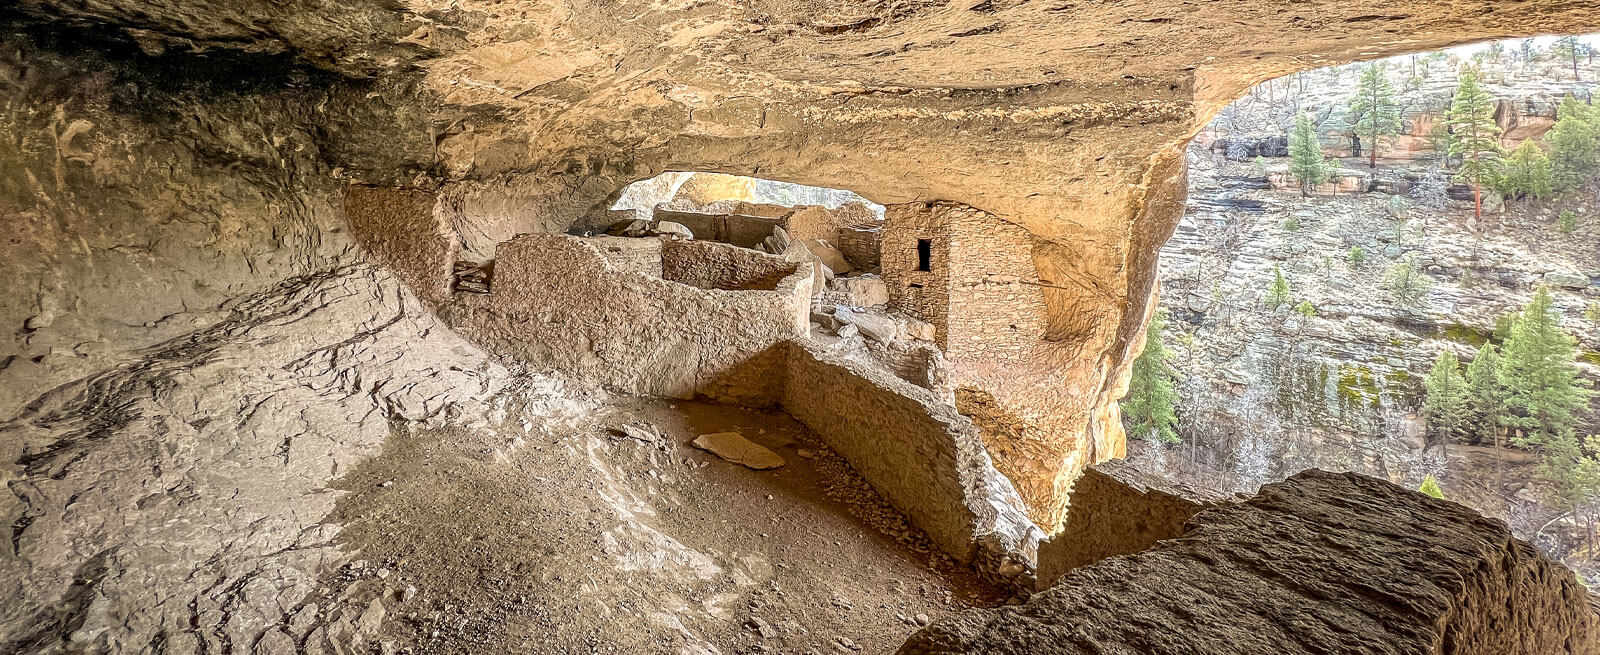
1035 460 1223 590
589 236 663 277
344 186 457 305
662 239 798 291
782 340 1039 578
836 226 883 271
942 206 1050 364
653 208 785 249
882 202 1047 363
882 203 953 343
444 234 810 405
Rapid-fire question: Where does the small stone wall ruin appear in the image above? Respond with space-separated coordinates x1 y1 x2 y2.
1034 459 1224 590
444 234 811 405
836 225 883 272
343 185 457 304
784 340 1039 577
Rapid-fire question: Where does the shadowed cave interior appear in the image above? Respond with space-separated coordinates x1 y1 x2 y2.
3 2 1600 654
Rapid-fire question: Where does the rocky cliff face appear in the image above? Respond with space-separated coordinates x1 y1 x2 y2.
1144 51 1600 577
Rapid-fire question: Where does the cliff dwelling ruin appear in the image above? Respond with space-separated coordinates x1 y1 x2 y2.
4 1 1600 654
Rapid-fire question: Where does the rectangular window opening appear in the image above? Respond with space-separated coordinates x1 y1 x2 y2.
916 238 932 272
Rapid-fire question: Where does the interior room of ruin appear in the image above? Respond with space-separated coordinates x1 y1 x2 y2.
4 1 1600 653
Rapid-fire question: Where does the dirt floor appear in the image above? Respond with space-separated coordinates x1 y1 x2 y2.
312 394 1003 655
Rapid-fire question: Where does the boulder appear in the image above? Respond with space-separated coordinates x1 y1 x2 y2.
801 238 854 274
827 276 889 307
1544 271 1590 290
605 218 652 237
651 220 693 239
902 470 1600 655
835 308 899 344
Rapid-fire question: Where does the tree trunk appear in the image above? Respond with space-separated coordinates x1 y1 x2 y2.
1473 182 1483 222
1574 51 1581 82
1369 133 1378 169
1493 425 1502 491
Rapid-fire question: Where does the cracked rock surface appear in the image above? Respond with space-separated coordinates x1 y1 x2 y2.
1 266 510 653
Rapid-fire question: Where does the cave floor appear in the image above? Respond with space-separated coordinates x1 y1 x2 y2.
320 397 1001 655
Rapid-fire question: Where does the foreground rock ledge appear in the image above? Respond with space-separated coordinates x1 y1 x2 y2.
900 470 1598 655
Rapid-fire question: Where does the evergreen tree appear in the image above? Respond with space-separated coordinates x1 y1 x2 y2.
1412 167 1451 209
1384 257 1431 306
1122 309 1181 444
1466 344 1510 447
1264 264 1292 309
1489 139 1553 202
1418 475 1446 499
1347 246 1366 267
1499 287 1594 448
1348 64 1403 169
1547 96 1600 192
1288 111 1329 197
1536 432 1600 546
1446 68 1503 222
1554 36 1584 81
1424 351 1472 441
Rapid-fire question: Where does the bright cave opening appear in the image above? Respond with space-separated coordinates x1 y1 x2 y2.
1121 33 1600 584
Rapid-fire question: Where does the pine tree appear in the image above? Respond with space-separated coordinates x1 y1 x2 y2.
1122 309 1181 444
1536 431 1600 551
1490 139 1553 202
1466 344 1509 447
1547 96 1600 192
1289 111 1329 197
1418 475 1446 499
1384 257 1431 306
1347 246 1366 267
1554 37 1584 81
1264 264 1292 309
1499 287 1594 448
1424 351 1472 441
1412 167 1451 209
1446 68 1503 222
1348 64 1403 169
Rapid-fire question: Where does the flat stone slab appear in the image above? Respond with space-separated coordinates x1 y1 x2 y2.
692 432 785 470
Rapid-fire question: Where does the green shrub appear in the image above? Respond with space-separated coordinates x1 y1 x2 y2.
1418 475 1445 499
1347 246 1366 267
1558 210 1577 233
1283 217 1302 231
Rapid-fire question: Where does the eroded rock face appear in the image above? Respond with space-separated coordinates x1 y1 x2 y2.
1 265 512 653
7 0 1600 549
901 469 1600 655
